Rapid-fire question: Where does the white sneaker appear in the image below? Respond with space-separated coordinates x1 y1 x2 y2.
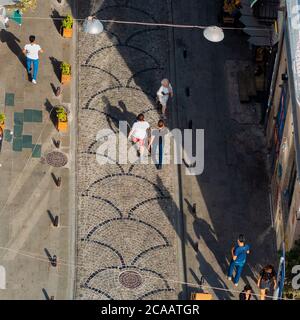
227 277 232 281
234 283 238 287
32 79 37 84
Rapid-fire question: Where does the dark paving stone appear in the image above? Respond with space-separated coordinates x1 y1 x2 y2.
4 129 12 142
14 112 24 125
24 109 43 123
5 93 15 106
13 124 23 137
22 135 32 148
12 138 22 152
32 144 42 158
32 110 43 123
24 109 33 122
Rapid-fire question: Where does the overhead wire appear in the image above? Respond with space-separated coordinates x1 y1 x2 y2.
0 245 292 300
6 15 273 32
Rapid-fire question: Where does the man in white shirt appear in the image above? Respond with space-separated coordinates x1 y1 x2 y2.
128 113 150 157
23 35 43 84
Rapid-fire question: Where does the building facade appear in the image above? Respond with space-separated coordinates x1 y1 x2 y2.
266 0 300 250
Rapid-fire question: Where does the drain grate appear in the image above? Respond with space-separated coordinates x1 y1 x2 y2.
46 151 68 167
119 271 143 289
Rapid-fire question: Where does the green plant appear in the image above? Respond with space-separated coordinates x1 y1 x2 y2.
284 240 300 299
60 62 71 75
62 14 73 29
6 0 37 13
56 107 67 122
0 113 6 124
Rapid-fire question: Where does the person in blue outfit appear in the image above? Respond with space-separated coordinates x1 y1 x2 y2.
23 35 43 84
227 234 250 286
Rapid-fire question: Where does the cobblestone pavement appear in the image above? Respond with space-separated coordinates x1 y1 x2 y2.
76 0 181 299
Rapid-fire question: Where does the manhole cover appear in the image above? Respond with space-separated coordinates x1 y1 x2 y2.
119 271 142 289
46 151 68 167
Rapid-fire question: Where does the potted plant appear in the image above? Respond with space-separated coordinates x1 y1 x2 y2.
5 0 37 13
61 14 73 38
56 107 68 132
0 113 6 130
60 62 71 84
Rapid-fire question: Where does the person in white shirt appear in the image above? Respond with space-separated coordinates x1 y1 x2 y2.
157 78 173 118
128 113 150 157
22 35 43 84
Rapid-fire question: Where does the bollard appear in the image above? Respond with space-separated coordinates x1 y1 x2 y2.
185 87 190 97
51 255 57 267
183 49 187 59
55 140 60 148
53 215 59 227
51 173 61 187
55 86 61 97
52 138 60 148
192 203 196 214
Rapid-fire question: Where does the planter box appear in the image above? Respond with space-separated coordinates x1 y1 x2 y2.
57 120 68 132
61 73 71 84
62 27 73 38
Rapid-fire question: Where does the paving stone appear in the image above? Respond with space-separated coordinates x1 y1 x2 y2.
32 144 42 158
13 124 23 137
4 129 12 142
32 110 43 123
14 112 24 125
76 0 179 300
24 109 33 122
12 138 22 152
5 93 14 106
22 135 32 148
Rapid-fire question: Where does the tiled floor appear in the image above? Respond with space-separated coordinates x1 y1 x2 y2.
5 102 44 157
5 93 15 107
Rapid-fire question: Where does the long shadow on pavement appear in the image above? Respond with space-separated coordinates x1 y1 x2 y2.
0 29 26 69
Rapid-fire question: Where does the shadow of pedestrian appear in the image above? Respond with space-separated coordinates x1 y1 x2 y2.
195 250 233 300
49 56 62 81
0 29 26 68
102 96 137 132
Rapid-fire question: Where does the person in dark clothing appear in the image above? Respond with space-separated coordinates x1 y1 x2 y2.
148 120 168 170
257 265 277 300
239 284 253 300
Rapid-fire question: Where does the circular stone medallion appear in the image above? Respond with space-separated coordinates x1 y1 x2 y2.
46 151 68 167
119 271 143 289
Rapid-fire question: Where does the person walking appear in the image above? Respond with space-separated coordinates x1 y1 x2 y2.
227 234 250 286
148 119 168 170
128 113 150 158
23 35 43 84
257 265 277 300
156 78 173 118
239 284 253 300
